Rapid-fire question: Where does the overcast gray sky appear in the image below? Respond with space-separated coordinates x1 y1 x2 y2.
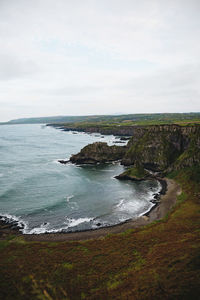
0 0 199 121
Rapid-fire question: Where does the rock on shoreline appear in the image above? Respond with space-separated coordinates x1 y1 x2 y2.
69 142 127 164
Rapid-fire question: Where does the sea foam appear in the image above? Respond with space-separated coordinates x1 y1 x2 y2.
64 217 94 228
66 195 74 202
0 213 28 232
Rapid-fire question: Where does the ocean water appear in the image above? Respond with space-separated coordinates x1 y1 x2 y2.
0 124 161 234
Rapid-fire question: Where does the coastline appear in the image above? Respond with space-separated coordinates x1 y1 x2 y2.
0 178 181 242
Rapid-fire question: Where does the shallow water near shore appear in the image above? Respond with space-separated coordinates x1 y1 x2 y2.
0 124 161 234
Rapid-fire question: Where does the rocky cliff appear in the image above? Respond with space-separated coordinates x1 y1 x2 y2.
122 125 200 172
70 142 127 164
69 124 200 172
49 124 144 136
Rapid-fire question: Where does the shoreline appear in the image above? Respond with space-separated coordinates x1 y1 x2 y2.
0 178 181 242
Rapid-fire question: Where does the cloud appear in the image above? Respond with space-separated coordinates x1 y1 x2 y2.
0 0 199 121
0 54 38 80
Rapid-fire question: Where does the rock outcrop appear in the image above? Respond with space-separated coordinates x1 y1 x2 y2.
48 124 138 136
171 128 200 171
70 142 127 164
65 124 200 171
122 125 200 171
115 163 150 181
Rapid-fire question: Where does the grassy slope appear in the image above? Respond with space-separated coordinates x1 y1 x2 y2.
0 168 200 299
125 165 148 178
118 165 149 180
51 119 200 129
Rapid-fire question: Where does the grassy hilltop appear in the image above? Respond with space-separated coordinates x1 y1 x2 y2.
47 112 200 137
1 112 200 126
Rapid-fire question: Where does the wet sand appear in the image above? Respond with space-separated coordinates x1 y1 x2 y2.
0 178 181 242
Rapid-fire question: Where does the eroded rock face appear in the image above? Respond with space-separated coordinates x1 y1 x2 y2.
122 131 183 170
171 129 200 171
70 142 127 164
122 125 200 171
69 125 200 171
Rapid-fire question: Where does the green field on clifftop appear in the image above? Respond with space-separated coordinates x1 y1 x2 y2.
2 112 200 126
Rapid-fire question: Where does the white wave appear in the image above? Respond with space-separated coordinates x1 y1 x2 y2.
138 203 155 217
52 158 70 164
64 217 94 228
116 199 125 208
0 173 3 177
146 180 162 200
0 213 28 231
119 217 129 223
112 161 121 165
24 217 93 234
74 165 82 168
115 199 143 214
25 226 65 235
52 159 61 164
0 213 20 223
27 222 51 234
66 195 74 202
24 218 94 234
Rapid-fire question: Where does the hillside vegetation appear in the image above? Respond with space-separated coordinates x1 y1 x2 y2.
122 125 200 172
1 112 200 126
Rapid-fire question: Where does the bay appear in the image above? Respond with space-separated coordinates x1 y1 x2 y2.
0 124 160 234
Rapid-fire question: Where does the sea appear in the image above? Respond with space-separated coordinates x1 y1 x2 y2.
0 124 161 234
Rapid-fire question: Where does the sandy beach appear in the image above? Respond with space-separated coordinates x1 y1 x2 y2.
0 178 181 242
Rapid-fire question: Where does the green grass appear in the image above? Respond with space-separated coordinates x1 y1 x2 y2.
48 113 200 131
62 262 74 270
124 165 149 179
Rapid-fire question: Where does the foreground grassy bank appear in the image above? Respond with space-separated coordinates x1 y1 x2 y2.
0 167 200 299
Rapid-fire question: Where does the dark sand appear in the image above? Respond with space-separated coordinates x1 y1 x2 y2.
0 178 181 242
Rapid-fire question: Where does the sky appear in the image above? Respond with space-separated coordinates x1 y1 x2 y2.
0 0 200 121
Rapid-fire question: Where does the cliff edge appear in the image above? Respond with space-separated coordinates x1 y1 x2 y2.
69 125 200 178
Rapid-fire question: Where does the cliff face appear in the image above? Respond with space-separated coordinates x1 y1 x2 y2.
71 126 136 136
70 142 127 164
122 125 200 171
172 129 200 170
69 124 200 171
50 124 144 136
